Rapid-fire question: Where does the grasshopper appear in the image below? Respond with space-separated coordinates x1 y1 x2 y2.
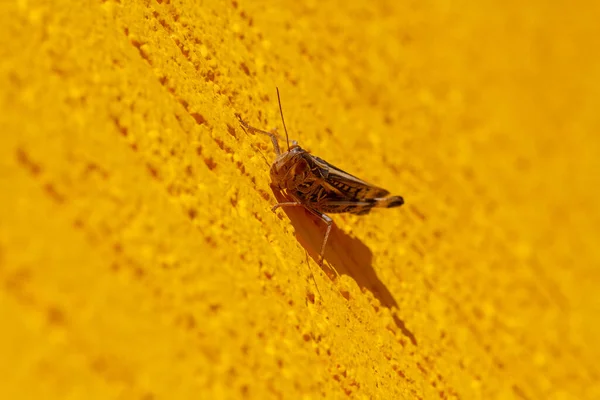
237 88 404 267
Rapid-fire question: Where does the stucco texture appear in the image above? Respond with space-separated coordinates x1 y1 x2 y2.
1 0 599 399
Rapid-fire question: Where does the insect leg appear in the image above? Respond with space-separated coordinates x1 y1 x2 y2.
271 202 304 212
272 202 335 269
300 207 335 268
305 250 322 301
316 213 334 268
270 201 326 296
236 114 281 156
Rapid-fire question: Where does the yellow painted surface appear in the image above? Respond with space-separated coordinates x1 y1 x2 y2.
1 0 599 398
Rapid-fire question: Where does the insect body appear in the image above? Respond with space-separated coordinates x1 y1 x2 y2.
237 88 404 266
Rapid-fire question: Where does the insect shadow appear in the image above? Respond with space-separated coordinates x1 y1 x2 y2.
272 189 417 346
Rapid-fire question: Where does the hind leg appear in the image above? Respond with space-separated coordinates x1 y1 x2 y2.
272 203 336 271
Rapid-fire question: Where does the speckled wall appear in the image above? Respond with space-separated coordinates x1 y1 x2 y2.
1 0 599 399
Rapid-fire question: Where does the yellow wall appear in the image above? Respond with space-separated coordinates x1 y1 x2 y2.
1 0 599 398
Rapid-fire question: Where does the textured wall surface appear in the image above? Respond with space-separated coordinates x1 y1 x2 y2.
1 0 599 399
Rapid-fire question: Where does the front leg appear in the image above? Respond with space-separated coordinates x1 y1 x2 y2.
236 114 282 156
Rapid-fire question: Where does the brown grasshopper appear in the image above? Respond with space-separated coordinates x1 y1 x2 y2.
237 88 404 267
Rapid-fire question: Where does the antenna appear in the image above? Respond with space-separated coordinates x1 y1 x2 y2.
276 87 290 151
